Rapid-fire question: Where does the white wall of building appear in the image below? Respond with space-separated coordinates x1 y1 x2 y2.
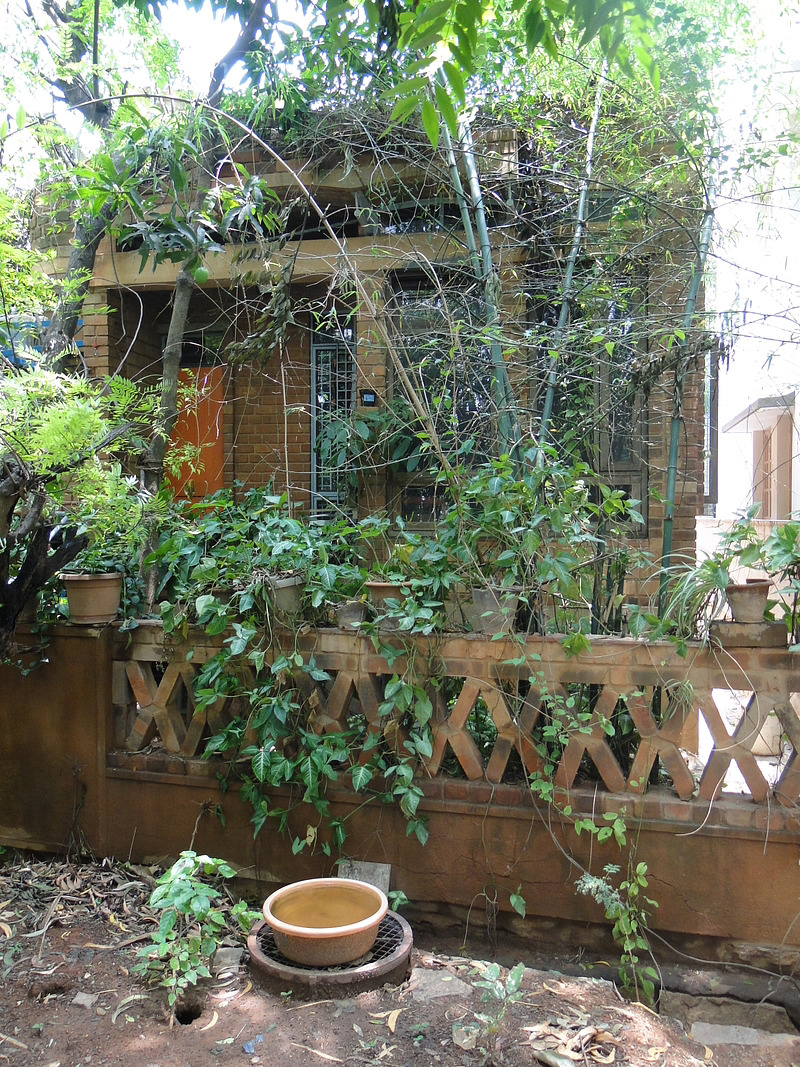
713 14 800 519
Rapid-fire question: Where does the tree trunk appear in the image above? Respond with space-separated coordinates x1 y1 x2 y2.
0 454 88 658
141 0 272 492
140 0 271 608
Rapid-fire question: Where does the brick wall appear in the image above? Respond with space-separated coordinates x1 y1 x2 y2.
5 625 800 961
73 271 705 582
231 325 313 505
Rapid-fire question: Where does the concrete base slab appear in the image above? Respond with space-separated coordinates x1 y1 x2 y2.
662 990 797 1034
409 967 474 1002
337 859 392 895
710 621 787 647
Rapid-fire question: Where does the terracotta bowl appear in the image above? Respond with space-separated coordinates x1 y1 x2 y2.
262 878 389 967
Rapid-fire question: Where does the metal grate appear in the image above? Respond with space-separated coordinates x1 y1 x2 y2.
256 913 404 972
311 330 356 516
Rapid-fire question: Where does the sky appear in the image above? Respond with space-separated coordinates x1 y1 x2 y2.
159 1 241 93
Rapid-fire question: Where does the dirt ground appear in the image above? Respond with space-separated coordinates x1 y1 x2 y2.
0 855 798 1067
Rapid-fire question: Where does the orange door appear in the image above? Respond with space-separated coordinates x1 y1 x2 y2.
168 366 226 502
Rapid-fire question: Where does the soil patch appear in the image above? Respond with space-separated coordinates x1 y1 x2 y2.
0 855 796 1067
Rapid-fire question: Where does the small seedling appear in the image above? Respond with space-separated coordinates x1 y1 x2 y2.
411 1021 429 1045
576 861 659 1005
133 850 257 1016
473 961 526 1035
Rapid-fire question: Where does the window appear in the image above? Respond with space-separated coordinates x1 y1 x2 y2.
530 268 648 521
179 328 225 368
388 270 496 521
596 292 648 512
311 320 356 519
383 199 465 235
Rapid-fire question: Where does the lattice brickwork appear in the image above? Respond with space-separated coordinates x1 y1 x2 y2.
112 626 800 807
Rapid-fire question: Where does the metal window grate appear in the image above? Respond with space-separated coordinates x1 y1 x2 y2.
312 329 356 515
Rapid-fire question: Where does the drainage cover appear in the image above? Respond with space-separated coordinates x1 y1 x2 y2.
248 911 413 998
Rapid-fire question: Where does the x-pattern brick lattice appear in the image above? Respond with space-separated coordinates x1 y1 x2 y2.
115 629 800 805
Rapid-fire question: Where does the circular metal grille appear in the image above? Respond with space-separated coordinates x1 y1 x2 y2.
256 912 404 972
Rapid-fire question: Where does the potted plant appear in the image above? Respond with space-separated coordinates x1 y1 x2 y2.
364 565 413 632
661 507 770 639
763 520 800 645
307 554 370 629
61 540 128 624
725 578 772 623
148 488 321 633
715 508 771 623
59 467 151 625
431 457 607 635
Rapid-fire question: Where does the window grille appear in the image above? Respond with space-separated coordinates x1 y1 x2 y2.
311 324 356 518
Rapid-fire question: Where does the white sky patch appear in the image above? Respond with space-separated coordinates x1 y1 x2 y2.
159 0 242 94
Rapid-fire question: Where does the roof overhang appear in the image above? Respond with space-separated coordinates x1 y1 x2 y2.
722 392 796 433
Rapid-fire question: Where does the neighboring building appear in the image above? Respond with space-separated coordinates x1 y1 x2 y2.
35 112 707 578
723 393 797 521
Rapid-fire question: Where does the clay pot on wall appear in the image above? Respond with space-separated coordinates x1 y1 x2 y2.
725 580 771 624
63 573 123 624
334 599 370 630
365 579 411 632
267 574 305 619
464 585 521 634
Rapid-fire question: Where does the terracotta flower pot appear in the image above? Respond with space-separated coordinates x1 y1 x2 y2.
62 573 123 624
267 574 304 618
365 579 411 632
334 599 370 630
725 580 770 624
464 585 520 634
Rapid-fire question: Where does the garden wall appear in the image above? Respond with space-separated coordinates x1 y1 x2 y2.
3 623 800 965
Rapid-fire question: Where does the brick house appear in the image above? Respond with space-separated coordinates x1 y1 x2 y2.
38 113 708 580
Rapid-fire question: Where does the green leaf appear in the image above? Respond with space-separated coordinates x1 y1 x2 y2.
251 747 271 783
393 73 431 96
410 818 429 846
510 888 526 918
389 93 422 126
442 61 466 107
351 764 373 791
434 81 459 136
506 961 525 994
421 99 440 150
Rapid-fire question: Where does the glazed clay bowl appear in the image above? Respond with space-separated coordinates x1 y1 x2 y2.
263 877 389 967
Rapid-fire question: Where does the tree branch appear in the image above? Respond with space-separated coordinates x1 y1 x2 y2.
208 0 273 100
8 492 47 546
